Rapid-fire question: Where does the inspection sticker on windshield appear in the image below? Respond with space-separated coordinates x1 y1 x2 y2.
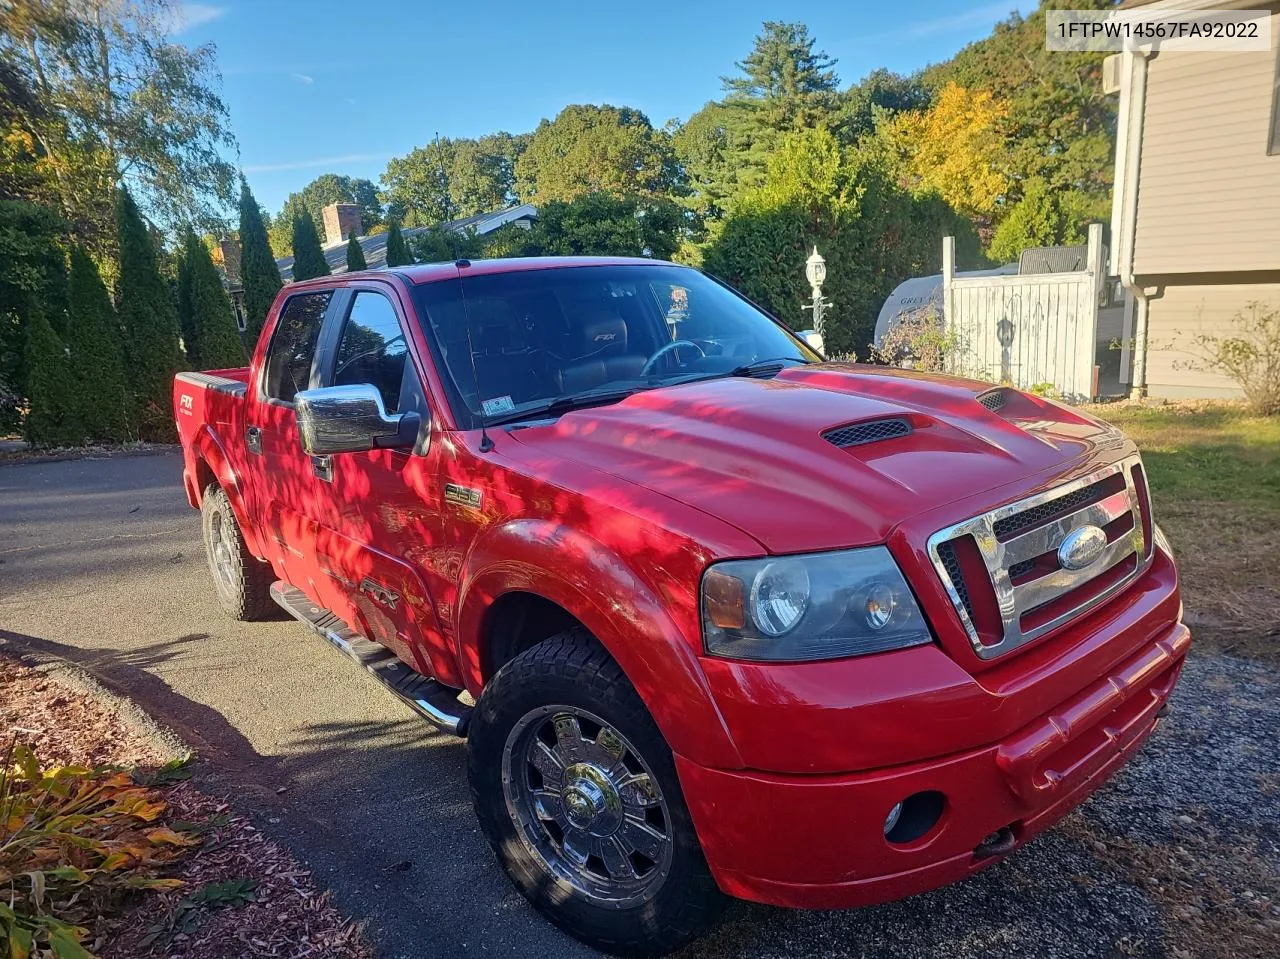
482 395 516 417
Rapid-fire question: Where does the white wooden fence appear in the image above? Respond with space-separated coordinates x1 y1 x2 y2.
943 223 1104 402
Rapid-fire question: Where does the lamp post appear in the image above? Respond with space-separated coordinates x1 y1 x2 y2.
802 246 831 342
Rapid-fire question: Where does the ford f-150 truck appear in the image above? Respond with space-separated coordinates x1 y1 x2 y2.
174 257 1189 956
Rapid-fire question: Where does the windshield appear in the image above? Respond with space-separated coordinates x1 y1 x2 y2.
413 263 819 428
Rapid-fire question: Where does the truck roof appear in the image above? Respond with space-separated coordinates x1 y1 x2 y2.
388 256 687 286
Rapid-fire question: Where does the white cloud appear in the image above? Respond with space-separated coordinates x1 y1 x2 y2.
854 1 1036 47
291 72 315 85
168 2 226 34
242 153 389 174
902 2 1033 40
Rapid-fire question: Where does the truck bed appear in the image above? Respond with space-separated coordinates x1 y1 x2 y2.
176 367 250 396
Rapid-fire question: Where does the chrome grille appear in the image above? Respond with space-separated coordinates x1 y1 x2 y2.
991 476 1124 539
823 418 912 448
934 540 975 623
927 457 1152 660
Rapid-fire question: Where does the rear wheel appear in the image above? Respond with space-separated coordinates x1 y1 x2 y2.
200 484 273 621
468 630 724 956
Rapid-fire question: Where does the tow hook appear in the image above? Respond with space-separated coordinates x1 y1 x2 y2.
974 826 1017 860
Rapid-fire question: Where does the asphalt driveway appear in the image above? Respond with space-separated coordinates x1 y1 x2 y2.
1 452 1276 958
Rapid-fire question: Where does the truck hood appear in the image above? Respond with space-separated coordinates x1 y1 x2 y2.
503 363 1127 554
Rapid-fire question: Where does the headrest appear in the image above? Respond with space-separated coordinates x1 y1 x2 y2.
580 311 626 352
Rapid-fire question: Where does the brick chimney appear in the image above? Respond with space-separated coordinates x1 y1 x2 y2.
322 203 362 246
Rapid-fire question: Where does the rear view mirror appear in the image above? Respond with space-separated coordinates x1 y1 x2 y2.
294 384 420 455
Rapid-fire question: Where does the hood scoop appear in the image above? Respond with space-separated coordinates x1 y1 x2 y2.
976 388 1011 412
822 417 913 449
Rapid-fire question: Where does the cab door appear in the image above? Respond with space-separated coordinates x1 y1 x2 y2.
306 285 452 679
245 287 350 613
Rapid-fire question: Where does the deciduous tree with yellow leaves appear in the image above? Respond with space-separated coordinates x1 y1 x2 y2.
878 82 1009 224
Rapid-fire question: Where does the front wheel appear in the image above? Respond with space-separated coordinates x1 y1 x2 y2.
468 630 724 956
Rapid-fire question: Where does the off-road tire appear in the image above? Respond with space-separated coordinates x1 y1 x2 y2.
200 484 274 621
468 629 725 957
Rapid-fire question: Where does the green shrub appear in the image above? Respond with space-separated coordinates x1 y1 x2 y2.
67 247 130 442
871 305 960 373
345 231 367 272
237 180 282 343
384 220 414 267
289 211 330 281
116 189 181 442
1182 301 1280 416
21 304 80 447
178 232 245 371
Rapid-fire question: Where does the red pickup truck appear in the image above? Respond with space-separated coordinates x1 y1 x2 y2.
174 257 1188 956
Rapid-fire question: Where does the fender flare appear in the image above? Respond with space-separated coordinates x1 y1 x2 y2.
189 426 268 560
456 519 743 770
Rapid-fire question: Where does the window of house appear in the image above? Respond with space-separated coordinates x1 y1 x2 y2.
332 291 409 413
262 291 332 403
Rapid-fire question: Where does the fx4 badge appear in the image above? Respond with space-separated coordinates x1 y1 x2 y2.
359 578 400 610
444 483 483 509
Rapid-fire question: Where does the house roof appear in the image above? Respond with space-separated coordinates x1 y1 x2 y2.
275 203 536 283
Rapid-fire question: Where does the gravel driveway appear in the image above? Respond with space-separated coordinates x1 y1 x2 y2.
1 452 1276 958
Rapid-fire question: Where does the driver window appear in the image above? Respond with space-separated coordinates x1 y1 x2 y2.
333 292 408 412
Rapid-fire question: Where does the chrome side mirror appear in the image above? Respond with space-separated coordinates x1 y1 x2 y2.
294 384 420 455
797 329 825 355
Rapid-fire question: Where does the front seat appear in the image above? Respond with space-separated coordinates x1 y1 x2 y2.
559 312 647 393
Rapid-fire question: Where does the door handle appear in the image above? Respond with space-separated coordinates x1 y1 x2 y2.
246 425 262 455
311 454 333 483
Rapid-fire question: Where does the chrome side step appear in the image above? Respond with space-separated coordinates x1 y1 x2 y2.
270 582 472 736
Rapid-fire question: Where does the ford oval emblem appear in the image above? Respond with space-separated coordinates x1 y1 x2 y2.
1058 525 1107 571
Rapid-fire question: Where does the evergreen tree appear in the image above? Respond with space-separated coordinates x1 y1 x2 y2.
723 21 838 101
67 246 130 442
0 200 69 434
384 219 414 266
290 209 330 280
181 231 247 370
345 230 367 271
116 187 181 441
238 178 282 342
676 22 843 213
176 239 197 366
22 302 79 447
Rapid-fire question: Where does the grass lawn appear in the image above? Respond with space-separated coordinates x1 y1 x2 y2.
1088 400 1280 662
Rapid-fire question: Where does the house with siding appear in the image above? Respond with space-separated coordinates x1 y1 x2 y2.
1107 0 1280 399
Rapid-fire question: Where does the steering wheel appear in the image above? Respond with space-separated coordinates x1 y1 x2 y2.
641 339 706 376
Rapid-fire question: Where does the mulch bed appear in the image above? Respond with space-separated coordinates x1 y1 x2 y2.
1 653 373 959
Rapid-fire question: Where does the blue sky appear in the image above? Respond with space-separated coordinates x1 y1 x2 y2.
173 0 1037 215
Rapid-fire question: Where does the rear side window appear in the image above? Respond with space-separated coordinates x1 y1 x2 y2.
332 292 409 412
262 292 332 403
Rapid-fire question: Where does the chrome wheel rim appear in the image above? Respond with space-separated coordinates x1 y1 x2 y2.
501 705 673 907
208 512 237 594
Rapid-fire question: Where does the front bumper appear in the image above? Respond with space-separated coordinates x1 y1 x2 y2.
677 569 1189 909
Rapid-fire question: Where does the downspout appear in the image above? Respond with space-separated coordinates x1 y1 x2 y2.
1114 47 1153 399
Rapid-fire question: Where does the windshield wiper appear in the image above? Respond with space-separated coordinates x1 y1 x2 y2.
728 357 810 378
484 387 642 428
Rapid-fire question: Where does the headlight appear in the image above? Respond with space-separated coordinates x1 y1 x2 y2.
1153 521 1174 558
701 546 933 661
